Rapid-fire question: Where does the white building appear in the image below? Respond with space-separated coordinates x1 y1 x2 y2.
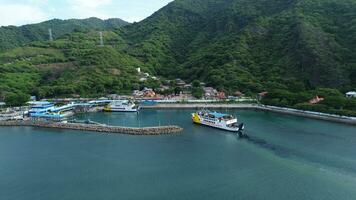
346 91 356 98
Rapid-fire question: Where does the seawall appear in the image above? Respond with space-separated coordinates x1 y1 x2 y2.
0 120 183 135
257 106 356 126
142 103 356 125
142 103 257 109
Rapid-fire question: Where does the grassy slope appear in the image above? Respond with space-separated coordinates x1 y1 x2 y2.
0 17 129 51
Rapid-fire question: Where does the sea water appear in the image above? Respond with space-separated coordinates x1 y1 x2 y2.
1 109 356 200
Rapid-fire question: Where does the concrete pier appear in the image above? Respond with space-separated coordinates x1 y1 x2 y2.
0 120 183 135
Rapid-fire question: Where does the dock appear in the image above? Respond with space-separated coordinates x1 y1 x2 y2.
0 120 183 135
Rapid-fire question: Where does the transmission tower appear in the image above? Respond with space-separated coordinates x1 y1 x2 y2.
99 31 104 46
48 28 53 41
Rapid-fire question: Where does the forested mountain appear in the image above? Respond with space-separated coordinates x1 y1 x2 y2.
1 0 356 114
0 17 129 51
120 0 356 93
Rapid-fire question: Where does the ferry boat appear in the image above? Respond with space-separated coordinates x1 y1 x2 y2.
103 100 140 112
192 110 244 132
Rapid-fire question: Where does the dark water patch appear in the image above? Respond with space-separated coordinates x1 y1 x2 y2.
240 134 356 175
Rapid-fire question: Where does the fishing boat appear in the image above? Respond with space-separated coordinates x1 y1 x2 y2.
103 100 140 112
192 109 244 132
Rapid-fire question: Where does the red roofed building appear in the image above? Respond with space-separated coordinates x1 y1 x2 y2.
217 91 226 99
309 96 324 104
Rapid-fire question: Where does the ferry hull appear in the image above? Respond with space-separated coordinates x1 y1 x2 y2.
192 113 244 132
103 107 140 112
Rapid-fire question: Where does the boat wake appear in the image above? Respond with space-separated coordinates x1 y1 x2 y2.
238 134 356 176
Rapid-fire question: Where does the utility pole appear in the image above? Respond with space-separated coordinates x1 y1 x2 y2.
99 31 104 46
48 28 53 41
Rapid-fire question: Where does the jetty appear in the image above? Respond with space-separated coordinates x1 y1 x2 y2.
0 120 183 135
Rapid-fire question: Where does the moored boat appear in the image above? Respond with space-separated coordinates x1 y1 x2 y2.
192 110 244 132
103 100 140 112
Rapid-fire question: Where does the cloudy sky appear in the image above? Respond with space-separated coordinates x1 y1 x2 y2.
0 0 174 26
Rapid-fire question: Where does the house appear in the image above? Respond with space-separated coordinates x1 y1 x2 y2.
157 85 171 92
204 87 217 99
107 94 119 100
346 91 356 98
133 90 144 97
143 88 156 98
176 79 186 87
258 91 268 97
139 77 148 82
309 96 324 104
234 91 244 97
183 84 192 89
217 91 226 99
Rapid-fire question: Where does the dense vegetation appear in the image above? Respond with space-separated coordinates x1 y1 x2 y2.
261 88 356 117
0 30 144 100
0 17 129 51
0 0 355 115
120 0 356 93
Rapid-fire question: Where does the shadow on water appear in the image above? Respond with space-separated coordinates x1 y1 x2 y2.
237 133 356 175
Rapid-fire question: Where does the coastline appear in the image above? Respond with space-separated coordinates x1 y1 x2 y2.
142 103 356 125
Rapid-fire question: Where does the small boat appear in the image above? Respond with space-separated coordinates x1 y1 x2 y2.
103 100 140 112
192 109 244 132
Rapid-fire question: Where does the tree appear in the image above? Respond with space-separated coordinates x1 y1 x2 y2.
4 93 30 107
192 80 201 88
192 87 204 99
174 87 182 95
191 80 204 99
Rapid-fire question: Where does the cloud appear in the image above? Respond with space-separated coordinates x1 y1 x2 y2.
0 4 48 26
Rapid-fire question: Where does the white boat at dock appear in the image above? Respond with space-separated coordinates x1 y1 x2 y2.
104 100 140 112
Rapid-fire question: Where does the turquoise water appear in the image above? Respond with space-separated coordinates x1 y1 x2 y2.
1 109 356 200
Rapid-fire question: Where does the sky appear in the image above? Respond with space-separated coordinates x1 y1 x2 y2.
0 0 174 26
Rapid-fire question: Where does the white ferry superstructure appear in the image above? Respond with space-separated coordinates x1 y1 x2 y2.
104 100 140 112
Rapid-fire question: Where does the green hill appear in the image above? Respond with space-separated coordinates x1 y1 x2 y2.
0 0 356 114
0 17 129 51
120 0 356 93
0 30 143 100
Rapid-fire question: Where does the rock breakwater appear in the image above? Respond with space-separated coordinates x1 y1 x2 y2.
0 120 183 135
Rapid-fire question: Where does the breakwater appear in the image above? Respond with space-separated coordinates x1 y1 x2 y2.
0 120 183 135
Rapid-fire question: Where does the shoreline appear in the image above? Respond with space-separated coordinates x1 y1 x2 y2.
142 103 356 125
0 120 183 135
